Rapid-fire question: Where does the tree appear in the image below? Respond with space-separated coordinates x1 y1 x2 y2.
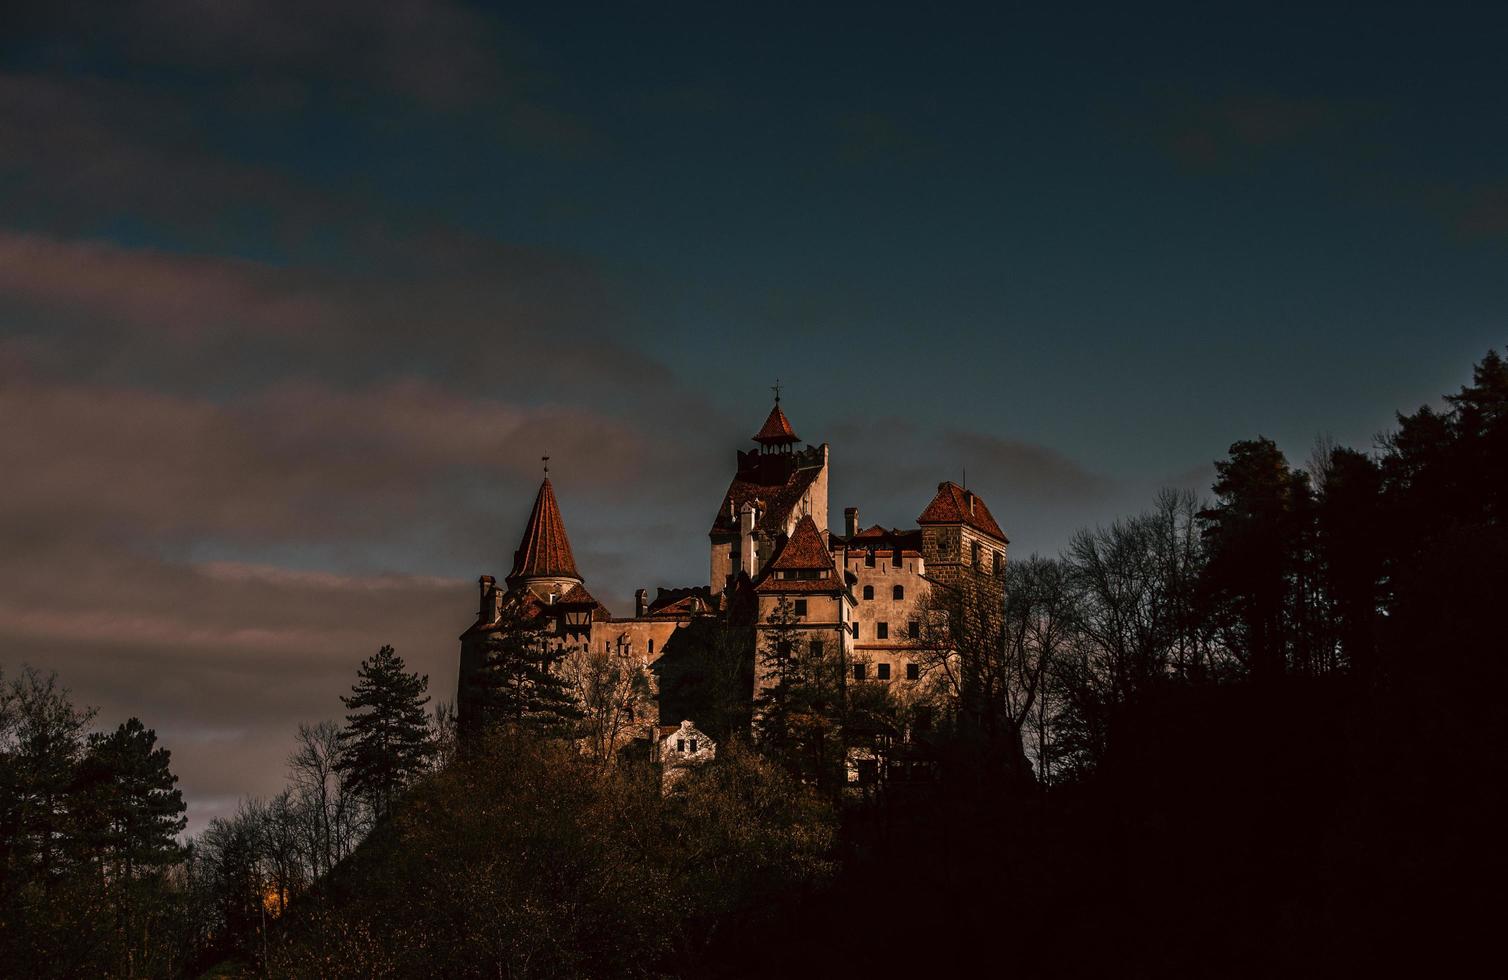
336 645 434 818
753 598 846 792
73 718 187 881
288 720 366 878
1199 438 1314 682
468 607 583 737
1312 445 1384 673
0 666 95 882
561 644 655 767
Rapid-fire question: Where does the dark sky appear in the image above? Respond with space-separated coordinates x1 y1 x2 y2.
3 1 1504 831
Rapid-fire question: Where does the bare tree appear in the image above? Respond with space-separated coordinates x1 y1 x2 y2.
287 721 367 878
561 646 656 768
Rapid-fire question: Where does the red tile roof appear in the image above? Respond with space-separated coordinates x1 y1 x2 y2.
752 403 799 444
507 477 581 583
917 481 1008 542
769 515 833 568
755 515 846 594
711 465 822 535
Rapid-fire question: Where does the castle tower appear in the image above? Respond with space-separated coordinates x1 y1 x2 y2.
917 481 1009 591
505 476 583 601
709 395 829 592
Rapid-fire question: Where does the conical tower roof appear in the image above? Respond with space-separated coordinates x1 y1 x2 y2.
752 402 799 445
507 477 581 585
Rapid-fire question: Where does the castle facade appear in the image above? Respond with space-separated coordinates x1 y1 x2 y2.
456 398 1008 759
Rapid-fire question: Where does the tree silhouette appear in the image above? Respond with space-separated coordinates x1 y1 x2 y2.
469 607 584 737
336 645 434 818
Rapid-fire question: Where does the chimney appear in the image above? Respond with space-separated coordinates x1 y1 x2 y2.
966 491 975 515
478 575 495 619
635 588 648 618
844 507 859 538
739 501 757 576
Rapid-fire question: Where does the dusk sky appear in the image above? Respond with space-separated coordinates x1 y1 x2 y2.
3 1 1504 831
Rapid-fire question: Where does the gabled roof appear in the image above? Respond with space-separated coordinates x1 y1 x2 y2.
508 478 581 583
769 515 833 569
752 403 799 444
917 481 1008 543
755 515 846 594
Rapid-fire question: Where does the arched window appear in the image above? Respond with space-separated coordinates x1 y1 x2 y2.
893 585 904 600
862 585 874 600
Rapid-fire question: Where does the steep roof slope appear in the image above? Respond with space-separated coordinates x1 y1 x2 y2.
916 481 1008 543
508 478 581 581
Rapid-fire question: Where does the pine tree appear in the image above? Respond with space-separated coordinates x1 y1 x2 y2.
754 598 845 791
336 645 434 817
469 609 583 737
74 718 187 880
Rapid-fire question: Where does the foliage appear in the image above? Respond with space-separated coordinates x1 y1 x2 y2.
336 645 434 817
753 598 847 793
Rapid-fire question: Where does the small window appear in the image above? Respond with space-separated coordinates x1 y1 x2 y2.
778 639 792 658
853 663 866 680
908 620 920 639
877 622 889 639
794 599 807 616
994 551 1004 576
906 662 920 680
690 739 698 753
648 638 654 654
893 585 904 600
853 622 860 639
972 541 981 568
810 640 824 658
677 738 686 752
865 549 875 568
877 663 891 680
893 547 903 566
862 585 874 600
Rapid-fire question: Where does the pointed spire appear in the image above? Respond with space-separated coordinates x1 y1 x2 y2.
752 402 800 445
507 477 581 587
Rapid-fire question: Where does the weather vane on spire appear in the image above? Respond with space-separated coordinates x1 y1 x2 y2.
771 378 782 403
542 454 550 475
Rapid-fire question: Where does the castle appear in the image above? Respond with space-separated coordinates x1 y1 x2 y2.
457 396 1008 765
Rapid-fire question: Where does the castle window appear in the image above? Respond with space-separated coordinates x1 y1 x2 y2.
853 663 866 680
677 738 686 753
865 549 875 568
862 585 874 601
877 662 891 680
893 547 903 566
690 739 698 753
994 551 1004 576
648 638 654 654
893 585 904 600
972 541 981 568
908 620 920 639
877 622 889 639
906 662 920 680
794 599 807 616
853 622 860 639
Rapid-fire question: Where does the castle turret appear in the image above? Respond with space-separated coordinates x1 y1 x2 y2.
505 476 583 601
